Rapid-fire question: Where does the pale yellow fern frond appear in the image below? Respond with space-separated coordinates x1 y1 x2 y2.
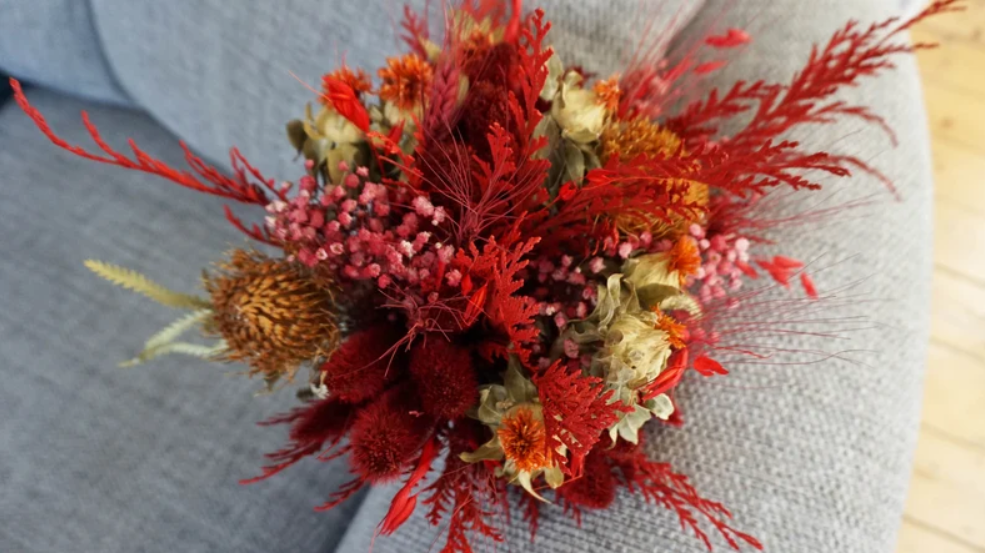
84 260 211 309
144 310 213 351
120 339 227 368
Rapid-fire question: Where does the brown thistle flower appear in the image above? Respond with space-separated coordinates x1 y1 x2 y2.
378 54 433 111
203 250 339 384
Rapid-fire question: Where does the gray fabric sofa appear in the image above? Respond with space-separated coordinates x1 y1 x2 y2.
0 1 930 552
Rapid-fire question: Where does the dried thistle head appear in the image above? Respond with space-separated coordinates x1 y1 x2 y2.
204 250 339 384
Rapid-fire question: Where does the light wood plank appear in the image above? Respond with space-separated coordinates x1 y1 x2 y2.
903 429 985 548
913 26 985 96
899 11 985 552
922 80 985 150
931 140 985 213
922 343 985 448
931 270 985 358
933 198 985 279
897 519 982 553
918 3 985 50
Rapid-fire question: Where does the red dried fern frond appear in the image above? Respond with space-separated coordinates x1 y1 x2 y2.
423 423 504 553
10 78 282 244
607 439 763 551
528 154 704 251
533 361 631 476
456 234 541 363
240 398 354 485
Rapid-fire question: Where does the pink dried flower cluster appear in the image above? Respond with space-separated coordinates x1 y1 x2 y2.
687 223 752 305
265 163 456 290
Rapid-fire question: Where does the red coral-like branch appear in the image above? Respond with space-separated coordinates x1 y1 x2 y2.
456 233 541 364
10 77 282 243
423 423 504 553
533 361 631 476
607 439 763 551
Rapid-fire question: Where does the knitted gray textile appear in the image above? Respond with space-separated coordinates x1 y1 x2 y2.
0 0 930 552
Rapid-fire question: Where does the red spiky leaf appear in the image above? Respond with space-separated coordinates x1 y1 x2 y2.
423 422 504 553
240 398 354 485
606 438 763 551
10 77 283 243
532 361 631 476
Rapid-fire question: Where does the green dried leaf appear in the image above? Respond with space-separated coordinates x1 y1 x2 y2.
84 260 211 309
286 119 307 152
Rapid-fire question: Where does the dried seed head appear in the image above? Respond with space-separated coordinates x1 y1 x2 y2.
204 250 339 383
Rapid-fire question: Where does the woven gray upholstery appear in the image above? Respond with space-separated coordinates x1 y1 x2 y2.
0 0 930 552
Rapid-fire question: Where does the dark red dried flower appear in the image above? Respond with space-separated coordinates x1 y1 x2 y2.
463 41 519 85
409 336 479 420
320 324 403 404
348 387 434 483
461 81 513 159
557 449 616 510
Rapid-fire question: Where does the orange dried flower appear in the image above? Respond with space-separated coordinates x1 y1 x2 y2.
600 117 682 165
378 54 433 111
655 311 688 349
204 250 339 383
593 76 622 112
667 237 702 284
320 66 372 104
497 406 549 473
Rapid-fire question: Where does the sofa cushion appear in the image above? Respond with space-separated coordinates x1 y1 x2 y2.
87 0 705 177
0 0 130 106
0 90 360 553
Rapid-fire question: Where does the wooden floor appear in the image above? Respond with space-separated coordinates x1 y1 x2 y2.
896 7 985 553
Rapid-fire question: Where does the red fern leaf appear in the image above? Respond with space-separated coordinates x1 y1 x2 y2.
532 361 632 476
528 154 705 251
666 2 964 199
455 233 541 363
10 77 282 243
240 398 355 485
607 438 763 551
423 422 504 553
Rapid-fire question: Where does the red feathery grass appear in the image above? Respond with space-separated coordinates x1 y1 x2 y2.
240 398 355 485
9 77 283 244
